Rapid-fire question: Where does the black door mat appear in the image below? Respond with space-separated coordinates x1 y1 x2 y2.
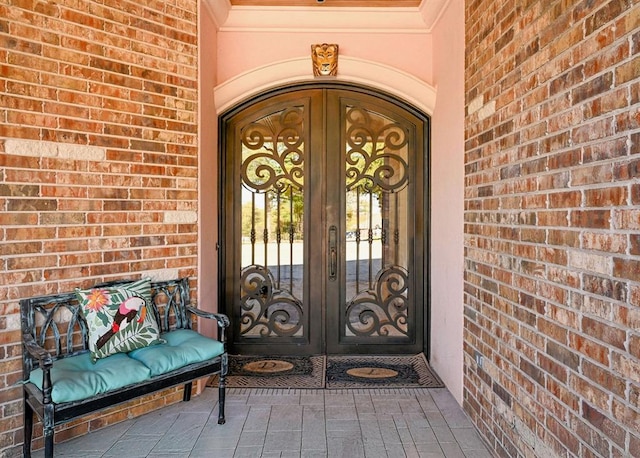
209 355 326 389
326 354 444 389
208 353 443 389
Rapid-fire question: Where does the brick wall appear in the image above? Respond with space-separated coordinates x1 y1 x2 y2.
464 0 639 456
0 0 199 455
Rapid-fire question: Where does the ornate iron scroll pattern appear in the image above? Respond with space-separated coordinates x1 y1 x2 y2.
238 106 306 340
240 107 305 195
343 104 411 339
239 265 304 338
345 266 409 337
345 105 409 194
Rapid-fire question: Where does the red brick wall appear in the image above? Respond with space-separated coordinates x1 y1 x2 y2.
0 0 199 455
464 1 640 456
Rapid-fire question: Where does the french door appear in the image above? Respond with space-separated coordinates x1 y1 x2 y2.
220 84 429 355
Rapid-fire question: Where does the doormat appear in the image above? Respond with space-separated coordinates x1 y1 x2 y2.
325 353 444 389
208 355 326 389
208 353 443 389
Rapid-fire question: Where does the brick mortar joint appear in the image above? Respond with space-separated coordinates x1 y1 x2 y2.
8 5 198 40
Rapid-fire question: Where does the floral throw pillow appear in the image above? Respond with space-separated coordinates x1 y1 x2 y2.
75 278 161 363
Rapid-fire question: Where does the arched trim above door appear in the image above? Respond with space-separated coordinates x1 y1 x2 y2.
214 56 437 116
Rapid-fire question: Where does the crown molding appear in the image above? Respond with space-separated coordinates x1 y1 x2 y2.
419 0 450 31
202 0 232 28
204 0 449 33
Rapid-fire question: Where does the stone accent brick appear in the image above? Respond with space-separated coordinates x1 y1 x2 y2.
0 0 199 455
164 210 198 224
465 1 639 456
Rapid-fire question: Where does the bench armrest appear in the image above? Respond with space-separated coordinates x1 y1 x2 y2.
186 306 230 329
23 333 55 403
23 333 53 370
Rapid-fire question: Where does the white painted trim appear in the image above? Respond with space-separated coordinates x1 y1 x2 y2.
203 0 231 29
220 6 429 33
419 0 451 31
205 0 447 33
214 56 436 115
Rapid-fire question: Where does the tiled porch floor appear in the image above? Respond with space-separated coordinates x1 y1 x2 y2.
33 387 494 457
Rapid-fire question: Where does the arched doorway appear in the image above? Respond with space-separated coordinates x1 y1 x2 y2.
219 83 429 356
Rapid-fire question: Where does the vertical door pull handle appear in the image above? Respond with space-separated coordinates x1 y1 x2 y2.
329 225 337 281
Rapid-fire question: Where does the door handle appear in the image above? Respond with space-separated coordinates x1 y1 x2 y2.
329 225 337 281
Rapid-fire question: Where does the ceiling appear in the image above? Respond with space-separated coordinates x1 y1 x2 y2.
229 1 421 6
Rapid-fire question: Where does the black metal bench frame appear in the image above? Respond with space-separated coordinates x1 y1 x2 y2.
20 277 229 458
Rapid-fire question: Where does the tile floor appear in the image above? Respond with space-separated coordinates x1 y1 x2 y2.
33 387 494 457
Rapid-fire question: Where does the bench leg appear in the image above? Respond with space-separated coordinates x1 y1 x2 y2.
23 396 33 458
218 372 226 425
43 406 55 458
183 382 192 402
44 430 54 458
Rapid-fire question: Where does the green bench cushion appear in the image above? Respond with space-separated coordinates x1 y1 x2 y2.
128 329 224 376
28 330 223 403
29 352 151 404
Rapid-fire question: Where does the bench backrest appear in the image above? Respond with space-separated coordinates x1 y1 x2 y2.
20 278 193 373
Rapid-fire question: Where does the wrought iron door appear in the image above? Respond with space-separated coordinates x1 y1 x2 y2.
221 85 427 355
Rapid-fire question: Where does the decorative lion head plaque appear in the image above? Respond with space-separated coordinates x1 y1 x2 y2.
311 43 338 77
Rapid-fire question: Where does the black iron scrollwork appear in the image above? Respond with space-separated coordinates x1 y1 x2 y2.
241 107 305 194
239 265 304 337
345 105 409 193
344 266 409 337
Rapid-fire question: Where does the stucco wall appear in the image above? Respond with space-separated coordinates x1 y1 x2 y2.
211 9 469 402
216 31 433 86
430 0 466 403
198 4 220 338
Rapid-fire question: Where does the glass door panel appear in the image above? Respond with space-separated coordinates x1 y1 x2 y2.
343 107 411 338
326 91 424 354
223 90 324 355
239 106 306 339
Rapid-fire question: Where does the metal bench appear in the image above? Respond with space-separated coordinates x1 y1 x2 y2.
20 277 228 458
